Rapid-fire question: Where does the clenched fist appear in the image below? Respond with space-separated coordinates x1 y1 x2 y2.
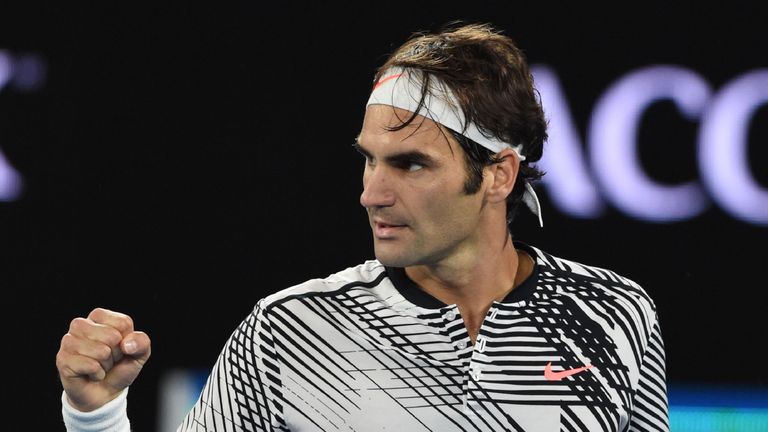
56 308 151 412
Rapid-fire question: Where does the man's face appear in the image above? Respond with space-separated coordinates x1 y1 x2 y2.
357 105 488 268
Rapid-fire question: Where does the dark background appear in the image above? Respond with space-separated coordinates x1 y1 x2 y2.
1 2 766 430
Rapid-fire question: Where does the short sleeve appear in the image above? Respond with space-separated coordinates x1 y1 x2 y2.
629 313 669 431
177 300 286 431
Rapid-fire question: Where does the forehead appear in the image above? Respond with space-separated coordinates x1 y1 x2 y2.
358 105 459 156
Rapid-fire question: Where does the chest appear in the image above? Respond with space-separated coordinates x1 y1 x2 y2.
277 300 639 431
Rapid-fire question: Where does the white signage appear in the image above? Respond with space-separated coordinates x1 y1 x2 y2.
533 64 768 226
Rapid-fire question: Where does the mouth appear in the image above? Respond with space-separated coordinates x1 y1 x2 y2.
373 221 408 238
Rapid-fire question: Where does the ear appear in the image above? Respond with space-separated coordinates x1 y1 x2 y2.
485 147 521 204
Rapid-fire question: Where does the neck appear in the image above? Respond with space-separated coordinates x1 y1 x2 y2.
405 233 533 343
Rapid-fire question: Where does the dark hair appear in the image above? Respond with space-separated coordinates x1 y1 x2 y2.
373 22 547 224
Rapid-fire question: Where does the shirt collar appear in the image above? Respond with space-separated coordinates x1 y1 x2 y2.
385 242 540 309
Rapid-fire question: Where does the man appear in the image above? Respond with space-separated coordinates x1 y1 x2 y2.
57 23 669 431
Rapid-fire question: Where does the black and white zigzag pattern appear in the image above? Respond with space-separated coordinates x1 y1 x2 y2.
178 244 668 431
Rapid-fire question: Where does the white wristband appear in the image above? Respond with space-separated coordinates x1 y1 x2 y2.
62 388 131 432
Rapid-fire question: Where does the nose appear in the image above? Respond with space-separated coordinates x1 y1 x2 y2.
360 165 395 209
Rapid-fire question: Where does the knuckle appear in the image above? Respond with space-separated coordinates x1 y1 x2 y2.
122 315 134 330
114 315 134 333
60 333 75 350
114 316 134 336
81 358 102 376
105 328 123 346
55 351 67 371
96 344 113 361
60 356 99 379
87 307 105 321
69 317 87 332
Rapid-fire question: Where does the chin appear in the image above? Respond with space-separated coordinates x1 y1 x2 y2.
373 246 414 268
374 254 407 268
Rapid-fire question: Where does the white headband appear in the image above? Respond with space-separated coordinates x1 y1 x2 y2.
366 67 543 227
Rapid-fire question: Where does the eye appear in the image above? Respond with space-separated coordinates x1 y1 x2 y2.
393 159 427 172
356 152 373 165
406 162 424 172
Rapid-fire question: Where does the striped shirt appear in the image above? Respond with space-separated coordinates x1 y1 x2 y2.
179 243 668 431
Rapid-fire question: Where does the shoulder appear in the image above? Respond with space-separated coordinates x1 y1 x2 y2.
526 244 658 313
255 260 388 312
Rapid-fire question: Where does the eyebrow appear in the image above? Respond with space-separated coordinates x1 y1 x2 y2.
352 138 437 167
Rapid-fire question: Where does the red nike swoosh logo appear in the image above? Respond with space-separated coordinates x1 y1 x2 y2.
544 361 593 381
373 73 403 90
